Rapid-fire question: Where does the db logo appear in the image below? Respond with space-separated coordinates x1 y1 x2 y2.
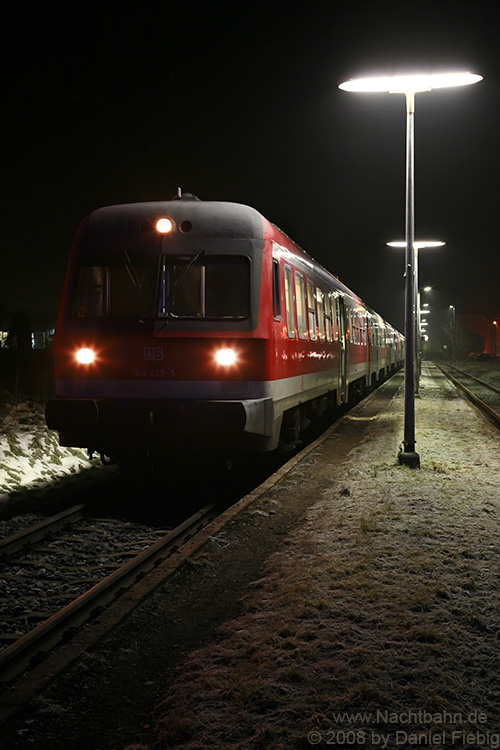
144 347 164 361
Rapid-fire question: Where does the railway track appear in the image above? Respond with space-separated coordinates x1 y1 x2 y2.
436 363 500 426
0 372 403 687
0 502 219 682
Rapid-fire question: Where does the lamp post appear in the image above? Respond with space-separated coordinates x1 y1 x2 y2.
387 241 444 393
449 305 456 358
339 71 482 468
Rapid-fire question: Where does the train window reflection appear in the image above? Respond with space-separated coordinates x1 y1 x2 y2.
294 272 307 340
307 281 317 341
284 265 295 338
71 254 158 318
159 255 249 319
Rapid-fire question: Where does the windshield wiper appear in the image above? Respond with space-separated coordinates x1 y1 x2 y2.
122 250 142 289
159 249 206 322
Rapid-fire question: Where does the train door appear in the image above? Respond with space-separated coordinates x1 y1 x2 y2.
337 296 347 403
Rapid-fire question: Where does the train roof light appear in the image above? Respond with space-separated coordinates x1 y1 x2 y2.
156 218 174 234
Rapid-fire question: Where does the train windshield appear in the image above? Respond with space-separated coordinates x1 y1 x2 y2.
71 254 158 318
158 254 249 319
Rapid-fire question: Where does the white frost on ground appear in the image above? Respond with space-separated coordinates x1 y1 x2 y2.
154 362 500 749
0 400 89 501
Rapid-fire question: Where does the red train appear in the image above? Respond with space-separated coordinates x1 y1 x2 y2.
46 194 403 469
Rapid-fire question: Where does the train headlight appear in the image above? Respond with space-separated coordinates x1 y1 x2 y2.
215 347 236 366
156 218 174 234
75 347 95 365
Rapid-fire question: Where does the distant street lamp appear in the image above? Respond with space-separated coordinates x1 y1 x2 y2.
387 241 444 393
339 71 482 468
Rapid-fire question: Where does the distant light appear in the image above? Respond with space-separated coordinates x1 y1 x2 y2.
156 218 174 234
423 286 432 292
339 72 482 94
215 348 236 366
76 347 95 364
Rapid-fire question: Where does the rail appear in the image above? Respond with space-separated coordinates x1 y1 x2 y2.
0 502 218 682
436 363 500 426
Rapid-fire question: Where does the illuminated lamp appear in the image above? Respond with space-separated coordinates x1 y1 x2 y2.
76 347 95 365
215 348 236 366
340 71 482 467
156 218 174 234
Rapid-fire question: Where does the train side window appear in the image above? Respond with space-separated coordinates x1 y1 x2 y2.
331 295 338 341
272 259 281 320
284 265 295 338
325 294 332 343
294 272 308 339
316 287 325 340
307 280 317 340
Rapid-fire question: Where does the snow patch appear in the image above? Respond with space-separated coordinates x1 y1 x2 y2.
0 401 90 501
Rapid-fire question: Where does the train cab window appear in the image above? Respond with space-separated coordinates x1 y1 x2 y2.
71 254 158 318
307 281 317 341
159 255 249 319
272 259 281 320
284 265 295 338
294 272 307 340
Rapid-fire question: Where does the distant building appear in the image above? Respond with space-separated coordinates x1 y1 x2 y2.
457 313 499 356
0 313 55 350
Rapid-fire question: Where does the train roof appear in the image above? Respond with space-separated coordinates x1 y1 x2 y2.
75 199 265 243
73 197 402 334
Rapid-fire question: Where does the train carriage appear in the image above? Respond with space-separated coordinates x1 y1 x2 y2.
46 194 403 468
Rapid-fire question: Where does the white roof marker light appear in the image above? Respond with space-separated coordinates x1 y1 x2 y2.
156 218 174 234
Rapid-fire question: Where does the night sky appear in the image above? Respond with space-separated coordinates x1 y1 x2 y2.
3 0 499 336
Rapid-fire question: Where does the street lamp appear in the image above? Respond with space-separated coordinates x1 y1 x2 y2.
449 305 456 358
339 71 482 468
387 241 444 393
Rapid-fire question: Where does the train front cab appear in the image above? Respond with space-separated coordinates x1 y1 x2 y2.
46 201 304 463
